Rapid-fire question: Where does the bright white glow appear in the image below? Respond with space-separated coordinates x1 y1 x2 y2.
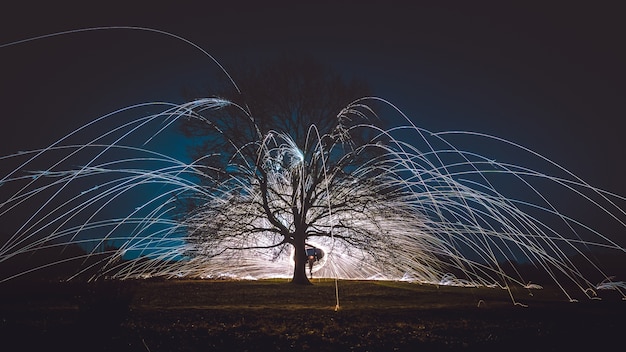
0 28 625 306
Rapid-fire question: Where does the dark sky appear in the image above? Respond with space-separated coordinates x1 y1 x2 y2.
1 2 625 210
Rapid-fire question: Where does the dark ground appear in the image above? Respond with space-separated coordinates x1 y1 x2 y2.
0 279 624 351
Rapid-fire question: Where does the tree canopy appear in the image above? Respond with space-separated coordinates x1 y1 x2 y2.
177 55 433 284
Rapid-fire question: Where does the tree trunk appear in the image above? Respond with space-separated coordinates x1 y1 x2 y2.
291 236 311 285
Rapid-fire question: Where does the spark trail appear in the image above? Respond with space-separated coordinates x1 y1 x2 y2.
0 28 625 304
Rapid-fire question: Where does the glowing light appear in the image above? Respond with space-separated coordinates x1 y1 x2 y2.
0 27 625 306
596 277 626 291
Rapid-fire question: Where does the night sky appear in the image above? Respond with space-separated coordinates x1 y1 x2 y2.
1 2 625 239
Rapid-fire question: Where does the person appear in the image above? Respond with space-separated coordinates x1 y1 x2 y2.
308 254 316 279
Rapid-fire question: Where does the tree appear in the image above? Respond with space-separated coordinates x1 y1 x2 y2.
178 55 416 284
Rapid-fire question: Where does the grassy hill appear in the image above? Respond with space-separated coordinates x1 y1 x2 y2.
1 279 624 351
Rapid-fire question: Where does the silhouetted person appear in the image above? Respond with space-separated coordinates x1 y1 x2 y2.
308 255 315 279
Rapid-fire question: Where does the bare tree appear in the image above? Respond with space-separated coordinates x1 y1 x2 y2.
178 55 411 284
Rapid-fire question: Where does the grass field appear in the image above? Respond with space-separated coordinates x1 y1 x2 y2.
1 279 624 351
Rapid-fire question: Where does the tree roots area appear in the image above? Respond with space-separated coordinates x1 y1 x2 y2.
1 279 623 351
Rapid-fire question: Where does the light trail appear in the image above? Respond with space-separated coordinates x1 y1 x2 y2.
0 28 625 305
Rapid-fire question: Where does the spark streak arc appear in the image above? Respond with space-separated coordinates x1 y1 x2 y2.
1 28 625 305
